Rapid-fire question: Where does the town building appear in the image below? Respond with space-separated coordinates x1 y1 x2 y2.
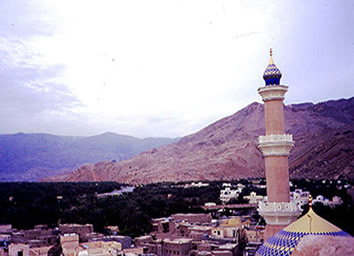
9 225 57 249
89 236 131 249
243 193 263 205
8 243 29 256
60 234 123 256
59 224 94 242
290 189 309 208
220 184 244 203
184 182 210 188
312 195 343 207
135 212 246 256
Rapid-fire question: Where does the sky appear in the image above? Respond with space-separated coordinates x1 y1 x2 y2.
0 0 353 138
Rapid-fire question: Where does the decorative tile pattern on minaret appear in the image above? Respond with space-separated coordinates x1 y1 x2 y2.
263 48 282 86
257 49 301 240
255 196 351 256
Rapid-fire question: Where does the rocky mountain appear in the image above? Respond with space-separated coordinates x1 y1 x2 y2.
0 132 178 181
46 97 354 184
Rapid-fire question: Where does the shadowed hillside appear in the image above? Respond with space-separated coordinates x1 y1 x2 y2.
0 132 178 181
46 97 354 183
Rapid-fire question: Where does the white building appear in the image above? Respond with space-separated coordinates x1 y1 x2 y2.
243 192 264 204
313 195 343 208
290 189 310 207
220 183 243 203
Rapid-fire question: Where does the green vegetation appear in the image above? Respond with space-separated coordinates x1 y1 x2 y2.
0 180 352 237
0 181 222 237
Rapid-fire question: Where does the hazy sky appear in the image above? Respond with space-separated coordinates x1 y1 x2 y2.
1 1 353 138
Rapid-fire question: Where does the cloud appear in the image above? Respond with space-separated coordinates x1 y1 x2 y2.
0 38 82 133
0 0 353 138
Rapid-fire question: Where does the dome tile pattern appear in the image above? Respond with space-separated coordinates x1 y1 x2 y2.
263 49 282 86
255 208 351 256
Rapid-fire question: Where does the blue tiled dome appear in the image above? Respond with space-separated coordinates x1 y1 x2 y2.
256 206 351 256
263 49 282 86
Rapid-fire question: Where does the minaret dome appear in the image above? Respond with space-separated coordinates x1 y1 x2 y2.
263 48 282 85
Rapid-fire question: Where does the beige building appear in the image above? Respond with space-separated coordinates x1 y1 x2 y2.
59 224 94 242
0 225 12 233
28 246 52 256
163 238 192 256
60 234 123 256
171 214 212 224
78 241 121 256
11 226 56 248
211 226 238 240
61 234 80 256
244 230 264 244
8 244 29 256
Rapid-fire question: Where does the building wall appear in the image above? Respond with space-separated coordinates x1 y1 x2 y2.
171 214 211 224
264 156 290 202
211 227 238 240
29 246 52 256
163 240 192 256
245 230 264 243
0 225 12 233
264 99 284 135
9 244 29 256
60 234 79 256
59 224 94 242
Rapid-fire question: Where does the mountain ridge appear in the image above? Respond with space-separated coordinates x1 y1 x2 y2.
0 132 179 181
46 97 354 183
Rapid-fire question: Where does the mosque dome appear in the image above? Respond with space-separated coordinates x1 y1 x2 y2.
255 196 351 256
263 48 282 86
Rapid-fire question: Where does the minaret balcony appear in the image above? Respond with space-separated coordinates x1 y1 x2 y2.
258 134 294 156
258 201 302 225
258 85 288 102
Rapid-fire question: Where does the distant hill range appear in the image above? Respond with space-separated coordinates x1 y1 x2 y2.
0 133 179 181
45 97 354 184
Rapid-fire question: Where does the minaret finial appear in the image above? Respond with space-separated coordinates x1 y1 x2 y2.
309 194 313 208
270 48 273 57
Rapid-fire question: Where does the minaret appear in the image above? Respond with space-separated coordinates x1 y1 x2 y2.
257 49 301 240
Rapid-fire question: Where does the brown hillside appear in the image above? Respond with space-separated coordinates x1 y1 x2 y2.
46 97 354 183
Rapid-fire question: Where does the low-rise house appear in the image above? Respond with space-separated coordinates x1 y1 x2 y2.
122 247 144 256
0 226 12 234
10 226 57 248
61 234 80 256
171 214 212 225
163 238 192 256
9 243 30 256
60 234 123 256
243 193 263 205
59 224 94 242
90 236 131 250
29 246 52 256
243 228 264 256
290 189 309 207
184 182 209 188
220 184 243 203
244 230 263 244
211 227 238 240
